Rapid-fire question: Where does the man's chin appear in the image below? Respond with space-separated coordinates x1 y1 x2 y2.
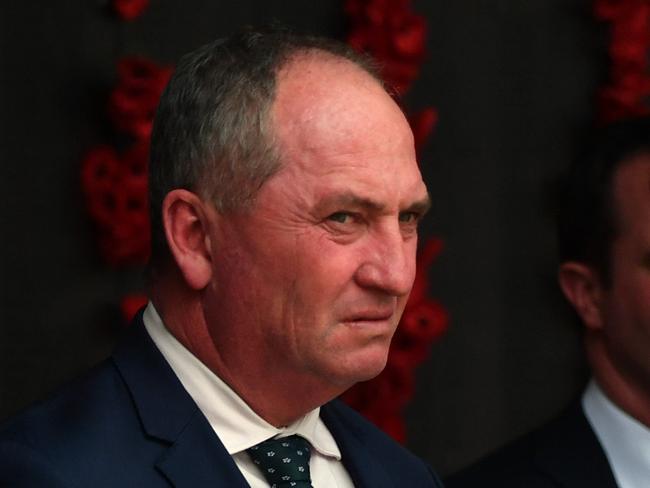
326 348 390 388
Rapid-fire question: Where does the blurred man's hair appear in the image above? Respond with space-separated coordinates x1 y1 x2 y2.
557 117 650 284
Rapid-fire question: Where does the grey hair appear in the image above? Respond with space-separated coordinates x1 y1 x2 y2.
149 25 381 264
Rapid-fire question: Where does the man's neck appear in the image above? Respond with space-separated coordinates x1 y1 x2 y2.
150 291 345 428
587 336 650 428
211 364 340 428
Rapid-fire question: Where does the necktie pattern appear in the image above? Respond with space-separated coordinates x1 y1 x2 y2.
247 435 313 488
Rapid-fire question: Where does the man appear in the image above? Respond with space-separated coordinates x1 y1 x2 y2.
447 118 650 488
0 27 443 487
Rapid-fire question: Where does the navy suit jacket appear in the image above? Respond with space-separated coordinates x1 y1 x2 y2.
0 314 442 487
445 403 618 488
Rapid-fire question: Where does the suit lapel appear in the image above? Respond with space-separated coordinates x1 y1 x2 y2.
112 313 248 487
320 401 394 488
155 410 249 487
533 404 618 488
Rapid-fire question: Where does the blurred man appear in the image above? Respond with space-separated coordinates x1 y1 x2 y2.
448 118 650 488
0 27 443 487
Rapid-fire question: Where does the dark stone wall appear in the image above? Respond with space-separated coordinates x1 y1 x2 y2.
0 0 601 475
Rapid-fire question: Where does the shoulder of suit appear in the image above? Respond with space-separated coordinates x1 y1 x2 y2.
322 399 443 487
0 358 148 482
445 403 611 488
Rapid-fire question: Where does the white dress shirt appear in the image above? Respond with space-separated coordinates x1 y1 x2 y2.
582 380 650 488
142 303 354 487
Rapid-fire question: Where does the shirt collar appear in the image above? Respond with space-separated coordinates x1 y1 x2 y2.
582 379 650 488
142 302 341 459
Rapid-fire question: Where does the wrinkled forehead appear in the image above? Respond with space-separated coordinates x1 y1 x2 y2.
264 54 423 209
271 54 413 159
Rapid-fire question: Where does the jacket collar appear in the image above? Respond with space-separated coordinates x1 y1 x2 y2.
320 400 394 488
533 403 618 488
111 312 249 487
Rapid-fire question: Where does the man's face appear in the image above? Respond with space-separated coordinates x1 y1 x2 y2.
203 56 428 391
598 153 650 391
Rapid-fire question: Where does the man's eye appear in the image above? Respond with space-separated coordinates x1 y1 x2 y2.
328 212 351 224
399 212 419 223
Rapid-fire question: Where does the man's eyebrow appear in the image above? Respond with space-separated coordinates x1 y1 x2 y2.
314 192 386 214
405 194 432 216
314 191 432 215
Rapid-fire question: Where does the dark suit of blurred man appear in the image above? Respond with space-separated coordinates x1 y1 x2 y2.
448 118 650 488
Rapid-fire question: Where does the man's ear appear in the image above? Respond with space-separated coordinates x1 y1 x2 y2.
558 261 605 330
162 189 214 290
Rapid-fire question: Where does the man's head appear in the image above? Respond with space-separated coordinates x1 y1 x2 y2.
149 26 381 267
557 118 650 421
149 27 428 425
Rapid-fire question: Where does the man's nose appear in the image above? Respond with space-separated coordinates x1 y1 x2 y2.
354 225 416 297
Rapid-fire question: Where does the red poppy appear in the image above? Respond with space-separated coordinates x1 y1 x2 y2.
596 0 650 121
108 57 172 140
400 300 448 344
112 0 150 22
346 0 427 93
81 142 151 266
120 294 149 322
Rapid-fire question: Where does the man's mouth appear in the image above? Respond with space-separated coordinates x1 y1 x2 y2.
341 308 394 323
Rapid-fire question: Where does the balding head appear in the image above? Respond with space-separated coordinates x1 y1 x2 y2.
149 27 383 268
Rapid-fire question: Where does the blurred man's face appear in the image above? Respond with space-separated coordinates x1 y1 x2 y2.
598 153 650 392
203 56 428 391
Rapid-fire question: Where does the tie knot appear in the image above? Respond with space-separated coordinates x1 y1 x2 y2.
247 435 313 488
